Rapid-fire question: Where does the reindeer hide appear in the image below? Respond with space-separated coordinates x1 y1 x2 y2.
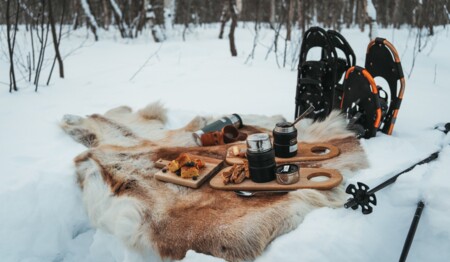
60 102 368 261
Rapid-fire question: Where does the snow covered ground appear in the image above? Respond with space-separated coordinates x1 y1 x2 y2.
1 24 449 261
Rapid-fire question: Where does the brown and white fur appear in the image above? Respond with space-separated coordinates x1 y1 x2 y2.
60 102 368 261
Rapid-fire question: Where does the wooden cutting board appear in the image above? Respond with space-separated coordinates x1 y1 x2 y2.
209 166 342 191
154 155 224 189
225 142 340 165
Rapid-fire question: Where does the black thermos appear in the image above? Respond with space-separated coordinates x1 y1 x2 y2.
246 133 276 183
273 122 298 158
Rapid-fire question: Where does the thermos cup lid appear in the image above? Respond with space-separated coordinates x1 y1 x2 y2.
230 114 243 128
193 130 204 146
246 133 272 153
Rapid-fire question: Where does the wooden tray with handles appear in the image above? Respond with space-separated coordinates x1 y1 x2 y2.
154 155 224 189
209 166 343 191
226 142 340 165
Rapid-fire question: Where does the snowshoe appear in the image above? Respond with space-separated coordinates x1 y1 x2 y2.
294 27 356 120
365 38 406 135
327 30 356 108
340 66 383 138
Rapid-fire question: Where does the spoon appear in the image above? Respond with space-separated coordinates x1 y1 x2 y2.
234 190 295 197
291 105 315 127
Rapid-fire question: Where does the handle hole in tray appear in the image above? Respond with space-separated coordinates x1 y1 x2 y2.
311 146 330 155
307 172 331 182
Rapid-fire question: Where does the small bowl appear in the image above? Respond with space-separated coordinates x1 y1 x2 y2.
275 164 300 185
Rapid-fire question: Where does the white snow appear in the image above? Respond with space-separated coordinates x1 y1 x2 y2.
0 24 449 261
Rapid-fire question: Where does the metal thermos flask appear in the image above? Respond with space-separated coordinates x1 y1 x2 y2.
246 133 276 183
193 114 243 146
273 122 298 158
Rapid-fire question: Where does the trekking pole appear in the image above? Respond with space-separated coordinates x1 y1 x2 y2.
399 201 425 262
344 151 439 214
344 123 449 215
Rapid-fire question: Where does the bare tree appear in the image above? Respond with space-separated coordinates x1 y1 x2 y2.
48 0 64 79
392 0 402 28
101 0 110 29
6 0 19 92
218 0 229 39
228 0 238 57
34 2 51 91
286 0 295 41
297 0 304 33
182 0 192 41
245 0 261 64
269 0 276 26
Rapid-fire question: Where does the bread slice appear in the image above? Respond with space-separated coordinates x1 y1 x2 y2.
181 166 199 178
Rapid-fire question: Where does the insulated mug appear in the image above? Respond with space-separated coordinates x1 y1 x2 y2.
273 122 298 158
246 133 276 183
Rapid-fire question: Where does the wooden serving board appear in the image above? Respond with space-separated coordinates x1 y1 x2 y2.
225 142 340 165
209 166 343 191
154 155 223 189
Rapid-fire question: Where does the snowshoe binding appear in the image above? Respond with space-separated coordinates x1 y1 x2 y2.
365 38 406 135
294 27 355 120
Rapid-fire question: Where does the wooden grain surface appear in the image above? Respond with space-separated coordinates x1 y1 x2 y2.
225 142 340 165
154 155 224 189
209 166 343 191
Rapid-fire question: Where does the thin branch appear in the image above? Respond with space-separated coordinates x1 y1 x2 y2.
129 44 163 81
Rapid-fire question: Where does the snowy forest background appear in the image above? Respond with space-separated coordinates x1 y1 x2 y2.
1 0 449 92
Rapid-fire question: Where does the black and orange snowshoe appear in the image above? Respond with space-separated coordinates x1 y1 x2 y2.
365 38 406 135
340 66 383 138
341 38 405 138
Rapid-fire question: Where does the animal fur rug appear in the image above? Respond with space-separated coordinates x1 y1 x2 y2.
60 102 368 261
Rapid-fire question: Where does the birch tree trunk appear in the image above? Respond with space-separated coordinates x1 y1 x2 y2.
145 0 164 42
164 0 176 37
109 0 131 38
80 0 99 40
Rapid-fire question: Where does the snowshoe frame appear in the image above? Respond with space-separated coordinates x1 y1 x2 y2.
365 38 406 135
294 27 356 120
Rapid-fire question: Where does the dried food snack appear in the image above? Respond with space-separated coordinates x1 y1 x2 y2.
181 166 199 179
176 153 192 167
222 164 248 185
165 154 206 180
167 160 180 173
